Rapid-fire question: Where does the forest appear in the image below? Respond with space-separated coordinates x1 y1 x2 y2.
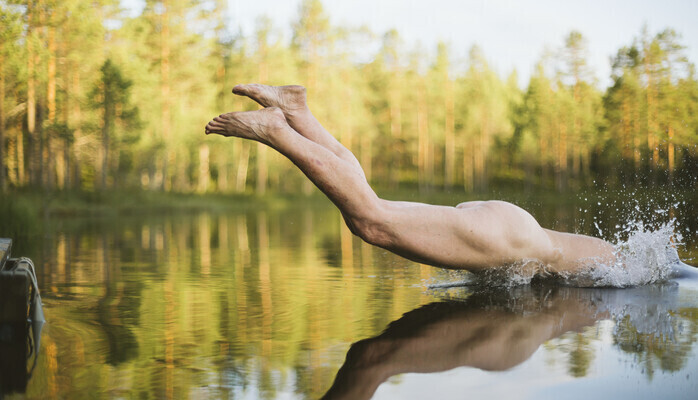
1 0 697 197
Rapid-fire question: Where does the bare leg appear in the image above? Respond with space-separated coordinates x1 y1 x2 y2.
205 108 565 272
205 108 381 239
232 84 366 179
233 84 481 215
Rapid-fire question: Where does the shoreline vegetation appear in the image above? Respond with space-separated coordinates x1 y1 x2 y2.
1 0 697 199
1 186 696 263
2 185 694 216
4 185 696 252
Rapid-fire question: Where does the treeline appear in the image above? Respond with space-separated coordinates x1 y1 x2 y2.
1 0 697 196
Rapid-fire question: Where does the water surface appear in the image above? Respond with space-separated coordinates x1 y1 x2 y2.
3 193 698 399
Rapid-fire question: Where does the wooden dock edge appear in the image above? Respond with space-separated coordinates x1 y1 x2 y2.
0 238 11 271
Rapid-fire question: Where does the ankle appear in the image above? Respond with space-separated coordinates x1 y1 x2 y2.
284 104 311 121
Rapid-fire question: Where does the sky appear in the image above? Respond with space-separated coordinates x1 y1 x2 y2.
123 0 698 88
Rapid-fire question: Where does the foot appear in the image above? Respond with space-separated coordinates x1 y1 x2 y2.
232 84 308 116
205 107 287 145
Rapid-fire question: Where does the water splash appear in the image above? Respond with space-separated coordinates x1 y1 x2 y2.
424 261 546 289
560 219 681 287
564 189 689 287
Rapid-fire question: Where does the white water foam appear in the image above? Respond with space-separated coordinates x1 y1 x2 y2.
558 219 681 287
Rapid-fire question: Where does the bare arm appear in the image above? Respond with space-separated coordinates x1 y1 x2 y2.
544 229 616 273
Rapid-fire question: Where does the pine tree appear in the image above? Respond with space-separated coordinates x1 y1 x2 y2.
0 3 24 191
90 59 140 189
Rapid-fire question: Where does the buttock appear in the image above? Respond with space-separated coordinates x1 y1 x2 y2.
455 200 485 209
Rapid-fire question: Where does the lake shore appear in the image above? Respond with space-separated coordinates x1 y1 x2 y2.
1 186 695 217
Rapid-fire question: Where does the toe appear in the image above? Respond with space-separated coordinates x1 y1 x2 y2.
206 121 221 130
233 84 255 95
232 84 245 95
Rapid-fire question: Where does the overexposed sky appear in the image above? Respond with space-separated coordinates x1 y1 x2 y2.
123 0 698 88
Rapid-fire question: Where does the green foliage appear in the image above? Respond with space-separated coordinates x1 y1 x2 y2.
0 194 39 240
89 58 141 188
0 0 696 195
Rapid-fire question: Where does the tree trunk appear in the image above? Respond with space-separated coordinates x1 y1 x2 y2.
100 88 112 190
620 97 632 183
389 88 401 189
361 132 372 183
417 98 428 193
175 152 187 191
557 122 568 192
71 70 82 189
652 137 659 174
644 58 658 176
37 0 47 189
47 27 56 122
48 25 61 189
340 71 353 152
0 56 5 192
444 81 455 190
161 0 171 191
198 143 209 193
27 1 37 187
583 149 591 186
235 141 250 193
217 157 228 193
477 111 489 191
463 141 474 192
256 143 267 195
17 120 24 186
621 99 631 159
633 135 641 176
58 40 69 190
7 133 16 186
539 133 549 187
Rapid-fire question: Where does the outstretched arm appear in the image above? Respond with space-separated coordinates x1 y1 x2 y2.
544 229 616 273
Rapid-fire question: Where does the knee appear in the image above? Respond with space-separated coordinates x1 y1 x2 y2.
357 222 393 247
345 206 394 248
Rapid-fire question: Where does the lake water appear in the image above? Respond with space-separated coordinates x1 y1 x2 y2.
2 191 698 399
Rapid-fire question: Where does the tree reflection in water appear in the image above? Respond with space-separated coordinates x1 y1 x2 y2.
12 208 698 398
